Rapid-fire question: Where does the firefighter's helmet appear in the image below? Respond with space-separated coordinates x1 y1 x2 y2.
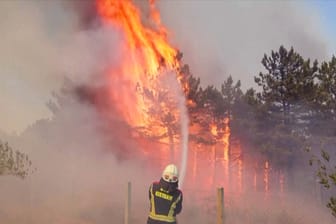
162 164 179 183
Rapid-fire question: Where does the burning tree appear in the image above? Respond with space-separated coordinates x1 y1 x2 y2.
94 0 191 164
134 70 186 161
94 0 234 164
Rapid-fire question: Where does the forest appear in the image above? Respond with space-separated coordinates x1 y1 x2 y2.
1 45 335 218
180 45 336 217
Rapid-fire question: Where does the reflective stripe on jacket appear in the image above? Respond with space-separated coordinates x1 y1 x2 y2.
148 181 182 223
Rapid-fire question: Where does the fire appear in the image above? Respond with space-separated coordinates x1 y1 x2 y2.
210 123 217 136
96 0 181 136
96 0 242 194
222 117 230 161
97 0 178 73
95 0 281 200
264 160 269 195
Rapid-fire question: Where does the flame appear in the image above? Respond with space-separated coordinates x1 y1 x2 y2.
222 117 230 161
97 0 178 73
264 160 270 197
96 0 181 138
210 123 217 136
94 0 284 203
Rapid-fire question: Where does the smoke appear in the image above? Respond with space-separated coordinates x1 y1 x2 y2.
0 0 121 134
158 0 331 89
0 1 152 223
0 1 190 223
1 98 156 224
155 2 335 220
177 149 335 224
1 1 335 224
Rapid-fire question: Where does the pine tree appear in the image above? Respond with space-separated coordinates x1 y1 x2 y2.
255 45 318 126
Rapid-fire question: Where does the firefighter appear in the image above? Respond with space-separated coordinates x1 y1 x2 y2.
147 164 183 224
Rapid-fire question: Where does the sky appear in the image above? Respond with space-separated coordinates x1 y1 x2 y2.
1 0 336 135
307 0 336 53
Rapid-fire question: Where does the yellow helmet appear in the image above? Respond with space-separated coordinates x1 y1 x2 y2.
162 164 179 183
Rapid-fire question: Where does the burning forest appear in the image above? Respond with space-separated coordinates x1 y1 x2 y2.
1 0 336 224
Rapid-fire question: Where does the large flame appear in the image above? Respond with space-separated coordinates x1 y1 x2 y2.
96 0 181 136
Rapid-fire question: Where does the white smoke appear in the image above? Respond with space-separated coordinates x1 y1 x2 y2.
1 99 155 224
0 1 153 223
0 1 121 134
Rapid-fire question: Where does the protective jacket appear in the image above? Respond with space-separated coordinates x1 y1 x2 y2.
147 178 183 224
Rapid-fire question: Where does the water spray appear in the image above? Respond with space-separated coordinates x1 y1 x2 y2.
177 85 189 188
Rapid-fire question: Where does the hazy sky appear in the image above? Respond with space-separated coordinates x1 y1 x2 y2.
158 0 334 88
308 0 336 51
1 0 336 134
